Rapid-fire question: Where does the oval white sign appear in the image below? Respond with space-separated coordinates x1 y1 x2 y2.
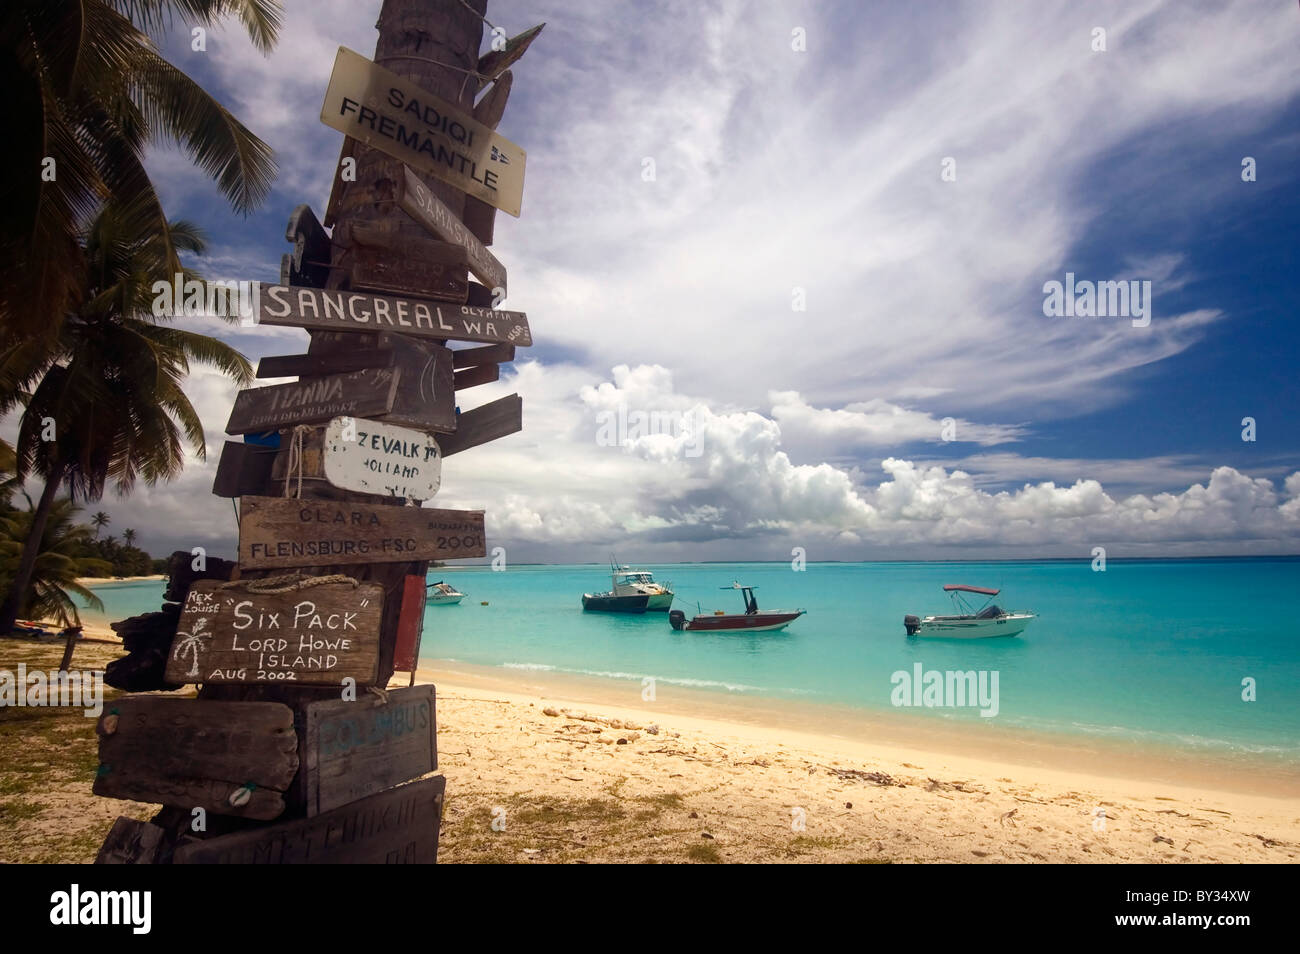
323 416 442 501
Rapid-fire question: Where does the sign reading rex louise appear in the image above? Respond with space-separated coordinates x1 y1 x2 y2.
321 46 525 217
239 495 486 569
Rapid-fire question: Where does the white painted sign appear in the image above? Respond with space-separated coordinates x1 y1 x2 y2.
324 416 442 501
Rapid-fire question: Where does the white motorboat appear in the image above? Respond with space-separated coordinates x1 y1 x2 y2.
609 560 674 612
427 581 466 606
904 585 1035 639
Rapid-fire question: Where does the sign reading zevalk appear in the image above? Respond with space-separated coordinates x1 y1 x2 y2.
324 416 441 501
320 47 525 217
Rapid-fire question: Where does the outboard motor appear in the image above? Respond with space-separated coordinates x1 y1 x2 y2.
903 614 921 636
668 610 687 631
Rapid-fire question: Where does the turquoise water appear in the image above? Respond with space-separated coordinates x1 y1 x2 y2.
82 559 1300 759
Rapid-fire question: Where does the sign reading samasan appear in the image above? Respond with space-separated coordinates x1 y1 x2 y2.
324 416 441 500
165 579 385 686
320 46 525 216
251 282 531 347
238 495 486 569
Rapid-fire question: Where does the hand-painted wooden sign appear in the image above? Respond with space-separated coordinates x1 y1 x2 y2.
397 165 506 294
93 698 298 820
174 774 446 864
165 578 385 686
351 241 468 303
225 367 400 435
440 393 523 457
253 282 531 347
376 334 455 434
299 685 436 816
257 347 394 379
323 416 441 500
238 495 486 569
320 47 525 217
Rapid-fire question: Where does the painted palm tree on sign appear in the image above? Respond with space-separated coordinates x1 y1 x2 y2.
92 512 110 537
0 0 282 366
0 199 254 635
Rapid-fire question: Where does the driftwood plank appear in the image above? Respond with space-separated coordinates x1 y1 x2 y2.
351 244 469 303
238 495 486 569
377 336 456 434
454 363 499 390
281 205 332 289
476 24 545 88
94 817 166 864
452 343 514 368
256 348 394 379
213 441 279 498
299 684 437 816
397 164 507 294
473 70 513 129
225 368 401 435
440 394 522 456
94 698 298 820
165 578 385 687
174 774 446 864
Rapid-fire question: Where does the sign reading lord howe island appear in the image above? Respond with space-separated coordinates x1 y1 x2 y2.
165 578 385 686
324 416 442 500
251 282 531 347
238 495 486 569
321 46 526 216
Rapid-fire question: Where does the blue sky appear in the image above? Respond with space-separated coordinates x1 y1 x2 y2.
25 0 1300 563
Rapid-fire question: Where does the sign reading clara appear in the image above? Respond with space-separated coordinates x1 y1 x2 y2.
320 46 525 217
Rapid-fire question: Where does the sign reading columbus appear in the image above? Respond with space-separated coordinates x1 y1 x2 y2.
320 46 526 217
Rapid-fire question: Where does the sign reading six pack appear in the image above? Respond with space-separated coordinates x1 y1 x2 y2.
238 495 486 569
321 46 526 216
165 578 385 686
324 416 441 500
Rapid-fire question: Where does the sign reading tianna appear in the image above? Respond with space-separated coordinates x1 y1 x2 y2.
321 46 526 216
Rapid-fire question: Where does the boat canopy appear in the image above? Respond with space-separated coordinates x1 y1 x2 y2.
943 584 999 596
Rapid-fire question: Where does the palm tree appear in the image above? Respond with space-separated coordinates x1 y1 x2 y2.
0 199 253 635
91 512 111 537
0 0 281 361
123 528 137 547
0 497 112 627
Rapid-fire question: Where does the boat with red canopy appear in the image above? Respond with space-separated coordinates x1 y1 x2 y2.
669 582 805 633
903 585 1035 638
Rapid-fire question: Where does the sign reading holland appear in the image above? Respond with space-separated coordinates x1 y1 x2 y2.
321 46 525 217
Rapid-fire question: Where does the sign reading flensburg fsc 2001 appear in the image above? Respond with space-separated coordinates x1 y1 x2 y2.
320 46 525 217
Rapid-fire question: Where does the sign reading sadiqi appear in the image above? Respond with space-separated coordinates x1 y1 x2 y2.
238 495 486 569
324 416 441 500
321 46 526 217
164 578 385 686
251 282 531 347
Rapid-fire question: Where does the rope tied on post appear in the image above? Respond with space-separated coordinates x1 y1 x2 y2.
213 573 361 595
283 424 313 499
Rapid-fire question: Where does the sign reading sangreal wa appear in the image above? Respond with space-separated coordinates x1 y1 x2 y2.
321 46 526 217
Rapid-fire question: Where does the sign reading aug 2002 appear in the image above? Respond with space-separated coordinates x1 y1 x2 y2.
321 46 525 217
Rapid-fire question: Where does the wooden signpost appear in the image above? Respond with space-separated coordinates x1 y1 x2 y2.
397 164 507 293
439 393 523 457
298 685 436 816
380 336 455 433
323 416 442 500
94 698 299 820
174 775 447 864
164 578 386 686
320 46 526 217
237 495 486 569
225 367 401 435
252 282 532 347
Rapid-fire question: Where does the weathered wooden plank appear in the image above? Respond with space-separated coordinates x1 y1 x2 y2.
473 70 513 129
93 698 298 820
462 198 496 247
299 684 436 816
226 368 401 436
165 578 385 686
323 416 441 500
453 343 514 368
351 244 469 302
257 348 394 379
454 363 499 390
94 817 166 864
376 334 456 434
213 441 279 498
393 574 427 675
238 495 486 569
396 164 507 294
323 136 359 230
253 282 531 347
476 24 545 88
439 393 522 457
282 205 332 289
320 47 525 217
174 774 446 864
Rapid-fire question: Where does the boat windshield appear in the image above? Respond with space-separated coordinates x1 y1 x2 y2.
617 573 652 584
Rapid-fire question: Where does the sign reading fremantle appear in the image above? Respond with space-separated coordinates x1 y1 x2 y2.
321 46 526 217
324 416 442 500
251 282 531 347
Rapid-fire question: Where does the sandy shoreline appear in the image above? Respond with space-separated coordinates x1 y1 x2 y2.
76 575 165 586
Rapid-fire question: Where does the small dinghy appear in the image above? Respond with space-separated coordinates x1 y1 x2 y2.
904 585 1035 638
427 581 466 606
669 583 804 633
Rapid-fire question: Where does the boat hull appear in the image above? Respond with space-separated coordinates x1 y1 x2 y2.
582 593 650 614
645 592 674 612
675 611 804 633
912 614 1034 639
428 594 465 606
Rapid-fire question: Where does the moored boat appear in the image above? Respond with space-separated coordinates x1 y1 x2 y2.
904 585 1035 638
582 591 650 613
669 582 804 633
427 581 466 605
610 561 674 611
